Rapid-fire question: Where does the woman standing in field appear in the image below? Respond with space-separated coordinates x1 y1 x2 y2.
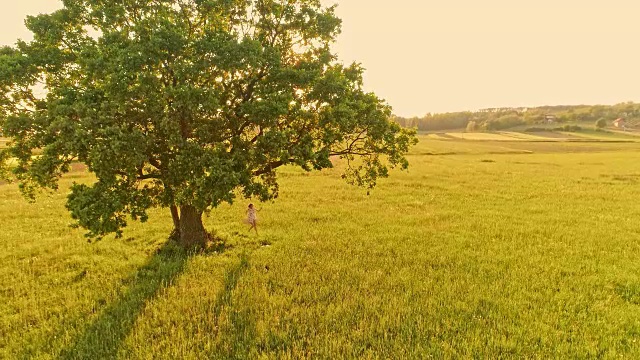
246 203 259 234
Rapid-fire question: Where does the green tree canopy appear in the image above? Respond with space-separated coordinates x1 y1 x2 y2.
0 0 416 247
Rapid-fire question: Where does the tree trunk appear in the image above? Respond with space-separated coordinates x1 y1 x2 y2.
178 205 208 248
170 205 180 231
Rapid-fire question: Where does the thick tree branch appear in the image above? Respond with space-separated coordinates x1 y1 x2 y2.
249 126 263 143
148 157 162 170
116 170 161 181
252 158 295 176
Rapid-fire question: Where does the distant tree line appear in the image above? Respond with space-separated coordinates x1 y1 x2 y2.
392 102 640 132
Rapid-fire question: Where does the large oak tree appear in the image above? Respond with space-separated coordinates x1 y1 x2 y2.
0 0 416 247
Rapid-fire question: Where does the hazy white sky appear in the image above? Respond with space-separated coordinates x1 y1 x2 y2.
3 1 640 116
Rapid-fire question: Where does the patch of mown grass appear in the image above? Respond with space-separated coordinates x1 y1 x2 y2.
566 129 640 142
2 136 640 358
446 132 520 141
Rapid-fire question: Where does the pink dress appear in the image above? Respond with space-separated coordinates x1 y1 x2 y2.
247 208 257 225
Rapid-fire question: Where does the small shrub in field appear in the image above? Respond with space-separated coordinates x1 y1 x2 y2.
554 125 582 132
595 118 607 129
525 127 548 132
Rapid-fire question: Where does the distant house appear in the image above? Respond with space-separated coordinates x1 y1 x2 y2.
613 118 626 128
545 114 557 124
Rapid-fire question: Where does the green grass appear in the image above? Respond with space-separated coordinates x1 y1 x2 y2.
497 131 557 140
446 132 521 141
440 130 639 143
2 136 640 358
609 129 640 137
567 129 640 142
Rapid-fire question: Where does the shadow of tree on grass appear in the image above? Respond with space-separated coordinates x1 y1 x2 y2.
59 240 191 359
208 254 258 358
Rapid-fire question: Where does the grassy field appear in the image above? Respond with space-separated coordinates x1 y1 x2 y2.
438 129 640 143
2 135 640 358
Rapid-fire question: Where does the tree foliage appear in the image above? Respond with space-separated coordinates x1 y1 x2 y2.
0 0 416 245
483 114 524 131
